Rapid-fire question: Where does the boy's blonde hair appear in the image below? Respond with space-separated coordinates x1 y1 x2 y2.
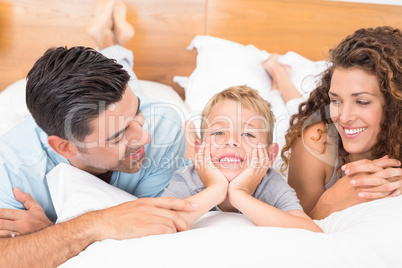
200 85 275 145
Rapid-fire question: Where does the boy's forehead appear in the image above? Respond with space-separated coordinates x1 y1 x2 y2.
207 113 267 129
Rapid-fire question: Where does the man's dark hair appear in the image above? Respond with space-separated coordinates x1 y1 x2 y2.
26 46 130 143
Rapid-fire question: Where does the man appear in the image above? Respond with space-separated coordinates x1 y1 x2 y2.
0 1 197 266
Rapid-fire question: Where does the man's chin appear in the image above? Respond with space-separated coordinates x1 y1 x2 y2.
118 154 146 173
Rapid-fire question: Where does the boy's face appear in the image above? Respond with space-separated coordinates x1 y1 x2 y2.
202 99 270 181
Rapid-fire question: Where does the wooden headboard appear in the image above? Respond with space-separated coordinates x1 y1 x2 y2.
1 0 401 99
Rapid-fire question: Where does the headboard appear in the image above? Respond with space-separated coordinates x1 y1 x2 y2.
1 0 401 99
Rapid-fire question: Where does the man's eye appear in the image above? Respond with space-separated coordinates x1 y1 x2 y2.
113 133 125 144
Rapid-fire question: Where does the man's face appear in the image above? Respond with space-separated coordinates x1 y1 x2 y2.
72 86 151 175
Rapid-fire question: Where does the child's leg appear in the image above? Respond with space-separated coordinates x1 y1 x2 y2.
87 0 143 96
262 54 300 103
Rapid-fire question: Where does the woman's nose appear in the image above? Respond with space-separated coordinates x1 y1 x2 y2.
338 103 357 123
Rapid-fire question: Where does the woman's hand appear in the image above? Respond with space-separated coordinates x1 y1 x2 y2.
342 156 402 199
311 156 402 220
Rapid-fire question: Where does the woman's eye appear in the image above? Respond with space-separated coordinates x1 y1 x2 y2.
330 99 341 105
211 131 224 136
242 133 256 138
357 100 370 106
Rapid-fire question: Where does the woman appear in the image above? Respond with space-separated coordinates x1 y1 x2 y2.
265 26 402 220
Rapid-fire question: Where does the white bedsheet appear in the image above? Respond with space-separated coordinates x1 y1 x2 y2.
45 163 402 268
59 197 402 268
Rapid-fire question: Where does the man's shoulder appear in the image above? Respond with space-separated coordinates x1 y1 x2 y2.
0 117 45 158
142 99 186 159
141 98 186 123
0 117 63 173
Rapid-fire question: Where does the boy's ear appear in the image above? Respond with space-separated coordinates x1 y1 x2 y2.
48 135 78 159
267 143 279 166
194 138 202 153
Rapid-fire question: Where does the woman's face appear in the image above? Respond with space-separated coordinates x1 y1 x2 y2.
328 68 385 161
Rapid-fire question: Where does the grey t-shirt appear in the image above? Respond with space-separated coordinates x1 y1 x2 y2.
162 165 302 212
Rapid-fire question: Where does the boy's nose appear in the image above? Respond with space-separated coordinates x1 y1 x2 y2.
225 136 239 147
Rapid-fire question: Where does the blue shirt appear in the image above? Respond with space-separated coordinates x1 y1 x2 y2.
0 98 186 222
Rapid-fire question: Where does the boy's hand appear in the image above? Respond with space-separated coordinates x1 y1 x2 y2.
229 143 270 195
194 142 228 189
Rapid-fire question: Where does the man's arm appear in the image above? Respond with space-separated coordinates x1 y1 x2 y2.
0 196 197 268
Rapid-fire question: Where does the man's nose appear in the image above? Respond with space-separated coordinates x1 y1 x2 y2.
125 120 151 146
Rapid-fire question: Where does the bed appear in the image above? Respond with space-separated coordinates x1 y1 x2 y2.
1 0 402 267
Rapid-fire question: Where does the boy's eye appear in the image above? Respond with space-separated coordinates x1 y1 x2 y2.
211 131 224 136
242 133 256 138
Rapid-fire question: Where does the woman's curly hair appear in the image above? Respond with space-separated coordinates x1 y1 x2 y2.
281 26 402 174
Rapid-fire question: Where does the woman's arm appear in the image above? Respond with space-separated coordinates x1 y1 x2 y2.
287 123 335 216
288 124 402 220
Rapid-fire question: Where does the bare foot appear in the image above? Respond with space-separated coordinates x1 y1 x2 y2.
262 53 292 89
113 0 135 45
86 0 115 49
263 54 292 76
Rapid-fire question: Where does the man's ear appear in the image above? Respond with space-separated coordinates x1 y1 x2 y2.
267 143 279 166
47 135 78 159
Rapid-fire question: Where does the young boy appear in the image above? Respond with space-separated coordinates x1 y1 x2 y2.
162 85 322 232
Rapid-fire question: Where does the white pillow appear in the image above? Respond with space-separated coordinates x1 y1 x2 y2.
46 163 137 223
138 80 189 119
176 35 328 118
